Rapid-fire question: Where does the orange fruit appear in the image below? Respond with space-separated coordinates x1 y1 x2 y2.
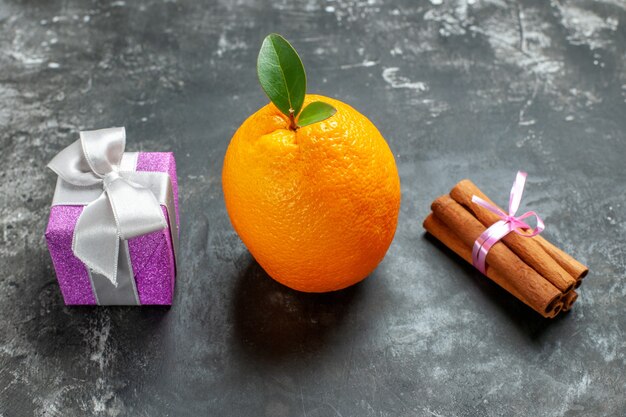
222 94 401 292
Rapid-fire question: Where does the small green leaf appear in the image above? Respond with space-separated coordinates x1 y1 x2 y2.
257 34 306 118
297 101 337 127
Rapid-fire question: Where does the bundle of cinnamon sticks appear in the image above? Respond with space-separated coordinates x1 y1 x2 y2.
423 179 588 318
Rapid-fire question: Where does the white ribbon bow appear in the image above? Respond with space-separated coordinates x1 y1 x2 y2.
48 127 167 286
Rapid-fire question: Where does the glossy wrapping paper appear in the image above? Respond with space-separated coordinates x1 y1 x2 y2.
45 152 179 305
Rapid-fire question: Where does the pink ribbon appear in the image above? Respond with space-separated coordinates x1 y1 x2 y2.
471 171 544 274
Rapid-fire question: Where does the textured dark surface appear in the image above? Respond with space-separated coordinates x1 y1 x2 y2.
1 0 625 416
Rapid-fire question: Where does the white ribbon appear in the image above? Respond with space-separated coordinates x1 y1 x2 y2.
48 127 168 287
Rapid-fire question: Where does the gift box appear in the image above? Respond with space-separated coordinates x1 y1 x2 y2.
45 128 179 305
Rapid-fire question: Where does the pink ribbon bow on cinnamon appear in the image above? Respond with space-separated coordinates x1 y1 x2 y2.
471 171 545 274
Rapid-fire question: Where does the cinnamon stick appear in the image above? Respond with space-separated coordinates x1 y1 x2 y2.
427 196 563 317
450 180 577 293
534 236 588 282
562 290 578 312
424 213 562 318
424 213 531 308
550 302 563 318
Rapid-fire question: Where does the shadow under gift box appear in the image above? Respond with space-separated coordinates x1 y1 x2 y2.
45 152 180 305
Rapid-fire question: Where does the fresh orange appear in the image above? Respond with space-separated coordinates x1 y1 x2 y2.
222 94 401 292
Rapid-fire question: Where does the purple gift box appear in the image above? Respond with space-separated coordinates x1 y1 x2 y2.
45 129 179 305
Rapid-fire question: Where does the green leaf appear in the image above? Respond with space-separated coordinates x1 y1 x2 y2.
257 33 306 118
297 101 337 127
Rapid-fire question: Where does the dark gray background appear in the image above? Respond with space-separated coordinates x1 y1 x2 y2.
1 0 625 416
